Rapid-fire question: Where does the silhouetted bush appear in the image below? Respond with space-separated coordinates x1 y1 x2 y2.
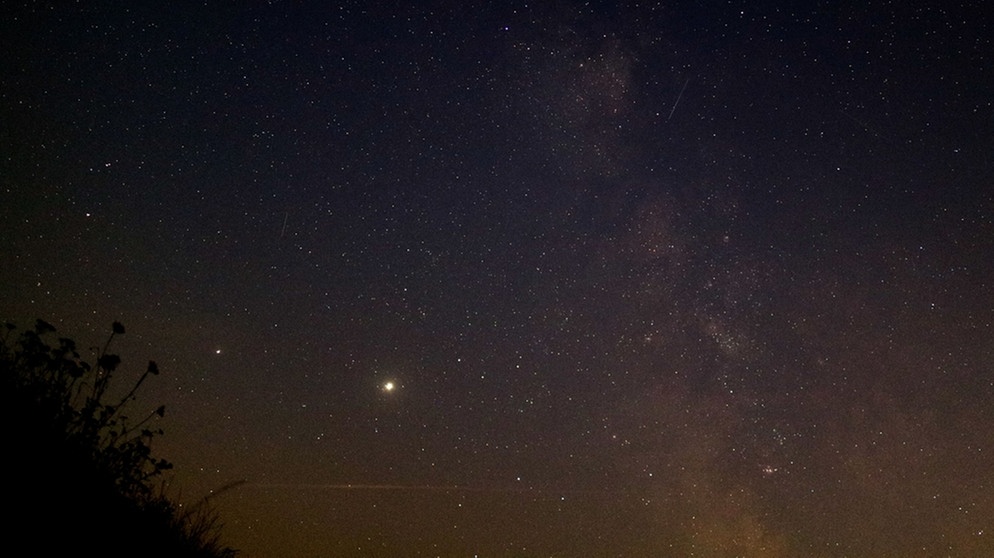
0 319 236 557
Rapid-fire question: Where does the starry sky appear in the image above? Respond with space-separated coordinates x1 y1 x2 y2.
2 1 993 556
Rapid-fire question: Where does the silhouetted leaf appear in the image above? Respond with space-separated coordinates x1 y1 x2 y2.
1 318 236 556
98 353 121 372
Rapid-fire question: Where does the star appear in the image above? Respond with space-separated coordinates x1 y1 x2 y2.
3 3 988 556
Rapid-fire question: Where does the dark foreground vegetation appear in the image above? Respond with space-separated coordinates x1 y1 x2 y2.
0 319 236 557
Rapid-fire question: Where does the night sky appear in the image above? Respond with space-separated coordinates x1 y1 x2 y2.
3 2 994 556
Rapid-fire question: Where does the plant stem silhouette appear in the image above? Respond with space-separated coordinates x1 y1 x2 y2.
1 319 236 557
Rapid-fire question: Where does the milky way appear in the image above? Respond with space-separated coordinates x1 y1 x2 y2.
2 2 993 556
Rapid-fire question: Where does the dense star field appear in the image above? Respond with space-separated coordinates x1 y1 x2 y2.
2 2 993 556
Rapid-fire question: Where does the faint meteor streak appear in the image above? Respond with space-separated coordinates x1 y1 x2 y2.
667 78 690 121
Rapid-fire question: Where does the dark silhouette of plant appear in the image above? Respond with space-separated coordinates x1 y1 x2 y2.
0 319 236 557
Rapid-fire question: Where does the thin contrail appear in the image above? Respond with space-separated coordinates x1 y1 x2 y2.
246 483 633 495
667 78 690 121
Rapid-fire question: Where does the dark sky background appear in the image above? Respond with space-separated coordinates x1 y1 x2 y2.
3 1 993 556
